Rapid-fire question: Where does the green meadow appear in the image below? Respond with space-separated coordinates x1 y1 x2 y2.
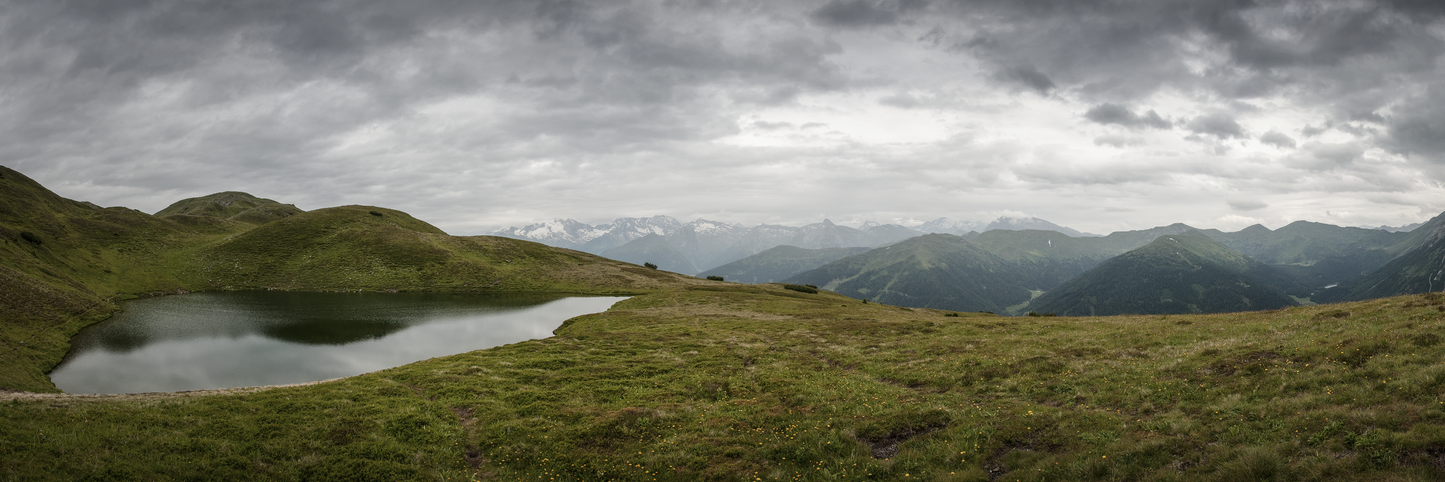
5 284 1445 481
3 166 1445 480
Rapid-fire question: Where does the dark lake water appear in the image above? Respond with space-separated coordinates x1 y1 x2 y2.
50 291 628 394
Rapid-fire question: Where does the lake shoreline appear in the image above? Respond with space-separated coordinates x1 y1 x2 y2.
0 376 349 402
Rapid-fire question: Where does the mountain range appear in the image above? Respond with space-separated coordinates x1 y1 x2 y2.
494 215 1099 273
1026 233 1300 316
10 158 1442 321
495 205 1445 316
696 245 870 284
782 234 1036 313
710 214 1445 315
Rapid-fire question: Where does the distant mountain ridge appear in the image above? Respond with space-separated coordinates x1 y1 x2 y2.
984 216 1098 237
497 211 1445 313
696 245 871 284
783 234 1036 313
600 234 699 274
1027 233 1300 316
496 217 926 273
1316 211 1445 302
494 214 1097 273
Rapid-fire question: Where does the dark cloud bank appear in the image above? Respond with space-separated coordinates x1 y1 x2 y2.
1 0 1442 233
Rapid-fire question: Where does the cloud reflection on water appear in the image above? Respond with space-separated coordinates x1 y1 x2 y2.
50 292 627 394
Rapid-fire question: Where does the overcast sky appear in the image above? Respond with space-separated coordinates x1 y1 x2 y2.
5 0 1445 235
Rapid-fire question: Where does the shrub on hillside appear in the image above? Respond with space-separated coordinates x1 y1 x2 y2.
783 284 817 294
369 210 383 217
706 275 724 281
20 231 41 245
643 262 658 270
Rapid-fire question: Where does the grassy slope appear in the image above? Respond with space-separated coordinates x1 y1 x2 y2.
4 285 1445 481
155 191 305 225
192 204 696 295
0 167 699 393
0 167 241 392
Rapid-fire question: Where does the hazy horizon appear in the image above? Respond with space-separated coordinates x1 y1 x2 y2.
490 211 1427 237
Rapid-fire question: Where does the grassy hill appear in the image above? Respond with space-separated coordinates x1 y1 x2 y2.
0 166 702 393
1028 234 1299 316
155 191 304 225
784 234 1034 313
697 245 871 283
191 204 688 294
0 166 246 392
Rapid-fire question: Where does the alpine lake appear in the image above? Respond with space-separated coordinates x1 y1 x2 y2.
49 291 628 394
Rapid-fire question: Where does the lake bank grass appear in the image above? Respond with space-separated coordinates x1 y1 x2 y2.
5 284 1444 480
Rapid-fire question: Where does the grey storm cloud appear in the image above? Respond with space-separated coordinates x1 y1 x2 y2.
1186 113 1246 140
994 65 1055 95
1083 104 1171 129
924 0 1445 105
1227 199 1269 211
809 0 899 28
1351 111 1388 124
1193 1 1444 72
1290 141 1368 170
2 0 1445 234
1381 86 1445 164
1260 131 1297 149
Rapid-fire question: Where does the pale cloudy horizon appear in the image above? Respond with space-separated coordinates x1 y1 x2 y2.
5 0 1444 235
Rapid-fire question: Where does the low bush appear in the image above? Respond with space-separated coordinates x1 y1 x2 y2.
782 284 817 294
643 262 658 270
369 210 383 217
20 231 41 245
705 275 724 281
